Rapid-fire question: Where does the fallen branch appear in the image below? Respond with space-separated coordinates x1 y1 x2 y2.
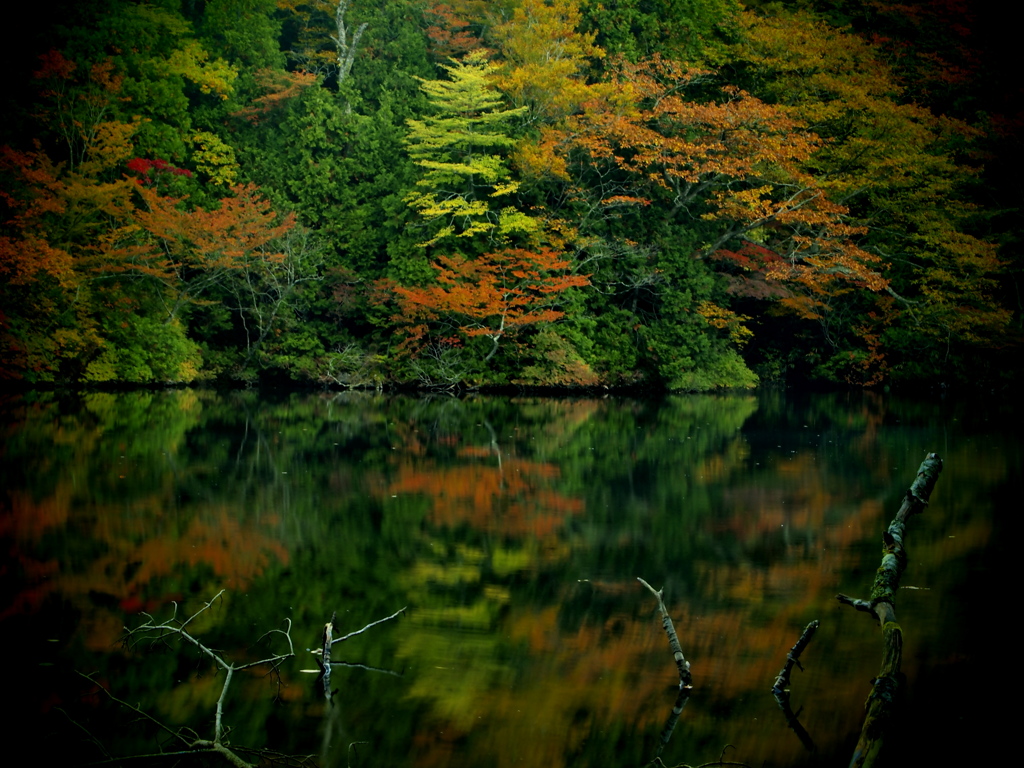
770 620 819 753
637 578 692 689
102 590 296 768
639 577 694 763
332 606 407 645
837 452 943 768
310 607 407 702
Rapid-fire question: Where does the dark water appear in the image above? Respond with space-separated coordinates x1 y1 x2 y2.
1 388 1016 767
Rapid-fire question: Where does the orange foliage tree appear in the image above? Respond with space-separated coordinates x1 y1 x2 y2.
733 8 1011 382
530 55 889 314
423 3 484 61
125 183 297 320
389 247 589 363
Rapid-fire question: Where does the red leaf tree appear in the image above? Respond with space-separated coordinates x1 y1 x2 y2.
389 248 589 363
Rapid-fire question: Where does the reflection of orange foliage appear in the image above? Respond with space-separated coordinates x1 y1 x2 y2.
93 509 288 593
2 484 289 650
2 486 73 540
388 455 583 537
405 581 876 768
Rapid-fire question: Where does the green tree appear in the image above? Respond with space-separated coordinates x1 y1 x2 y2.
403 50 534 249
579 0 741 64
201 0 286 70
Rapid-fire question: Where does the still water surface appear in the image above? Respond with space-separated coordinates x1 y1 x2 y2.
1 388 1016 766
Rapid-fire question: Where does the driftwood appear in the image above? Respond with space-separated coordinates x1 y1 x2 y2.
770 620 819 753
837 452 943 768
310 606 406 702
638 578 693 690
638 578 694 763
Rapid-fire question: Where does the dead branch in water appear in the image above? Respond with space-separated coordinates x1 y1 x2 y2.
638 577 695 763
771 620 820 753
638 577 692 689
76 590 301 768
309 606 407 702
837 452 943 768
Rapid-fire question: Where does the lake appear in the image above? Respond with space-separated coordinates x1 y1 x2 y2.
1 387 1016 767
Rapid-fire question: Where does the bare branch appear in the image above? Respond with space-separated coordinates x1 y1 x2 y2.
76 670 193 748
332 606 407 645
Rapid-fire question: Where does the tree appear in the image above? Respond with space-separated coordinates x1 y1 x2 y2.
389 247 589 365
558 56 886 297
510 54 888 388
732 8 1011 384
201 0 286 70
403 50 534 248
579 0 741 64
491 0 607 120
280 0 367 87
0 50 147 381
129 183 297 321
423 3 484 62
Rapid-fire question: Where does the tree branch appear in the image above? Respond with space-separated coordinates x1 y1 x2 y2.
837 452 943 767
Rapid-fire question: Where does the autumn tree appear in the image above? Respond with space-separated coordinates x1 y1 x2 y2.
127 184 297 321
0 50 153 381
491 0 607 120
510 54 890 388
423 3 484 61
731 8 1011 384
562 57 886 295
389 247 589 372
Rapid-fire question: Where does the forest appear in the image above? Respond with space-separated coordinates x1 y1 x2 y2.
1 0 1019 391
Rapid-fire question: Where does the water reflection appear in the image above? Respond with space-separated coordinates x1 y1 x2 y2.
1 389 1015 766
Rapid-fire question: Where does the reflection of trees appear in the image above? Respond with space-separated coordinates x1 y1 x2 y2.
390 455 583 537
375 393 769 768
3 389 1008 767
0 391 292 653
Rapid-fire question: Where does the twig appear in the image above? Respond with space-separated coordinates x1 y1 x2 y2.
648 742 752 767
107 591 297 767
328 661 403 677
771 620 819 696
76 671 193 748
348 740 370 768
55 706 110 759
332 607 407 644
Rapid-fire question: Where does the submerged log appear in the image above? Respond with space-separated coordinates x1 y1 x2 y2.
837 452 943 768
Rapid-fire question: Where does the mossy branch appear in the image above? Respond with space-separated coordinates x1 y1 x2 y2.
836 453 943 768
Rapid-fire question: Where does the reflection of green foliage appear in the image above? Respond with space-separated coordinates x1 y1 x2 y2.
7 389 1010 767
